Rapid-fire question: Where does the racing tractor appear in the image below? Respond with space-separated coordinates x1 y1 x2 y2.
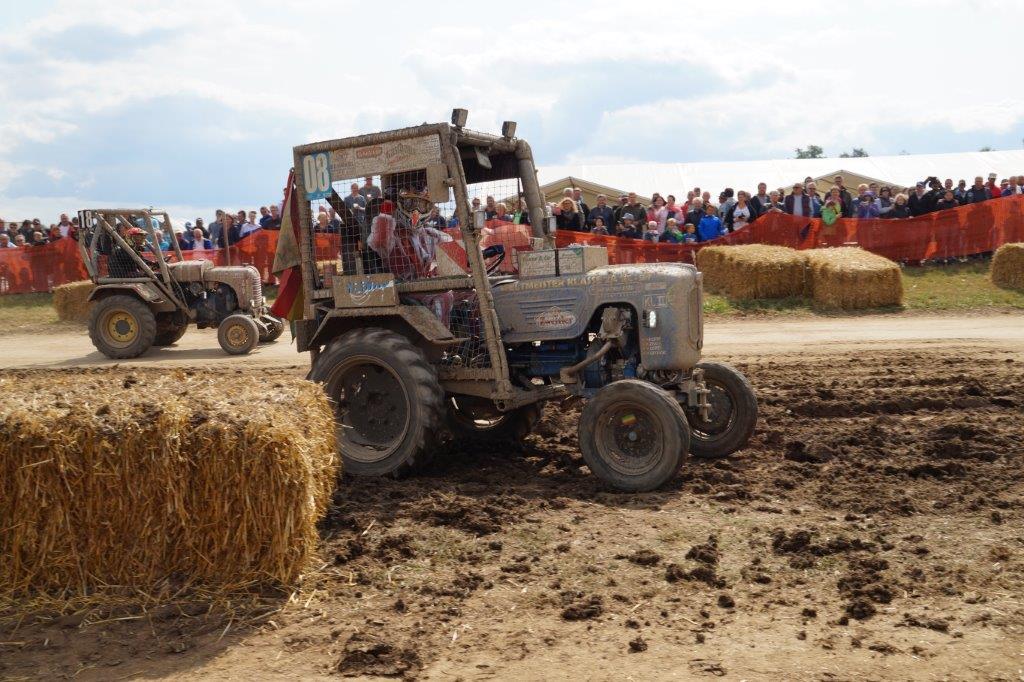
76 209 284 359
289 110 757 492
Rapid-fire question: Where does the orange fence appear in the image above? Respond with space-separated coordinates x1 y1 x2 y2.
556 195 1024 264
0 231 348 294
2 197 1022 294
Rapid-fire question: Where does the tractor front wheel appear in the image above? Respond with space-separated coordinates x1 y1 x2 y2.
217 314 260 355
685 362 758 459
88 294 157 359
579 380 690 492
259 315 285 343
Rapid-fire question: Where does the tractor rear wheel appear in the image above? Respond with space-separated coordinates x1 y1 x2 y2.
88 294 157 359
446 396 541 443
217 314 260 355
311 328 443 477
685 362 758 459
579 380 689 492
154 313 188 347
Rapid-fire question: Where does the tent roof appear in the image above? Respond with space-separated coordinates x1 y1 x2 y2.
537 150 1024 200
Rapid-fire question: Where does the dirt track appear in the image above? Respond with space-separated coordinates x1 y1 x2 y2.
1 312 1022 369
2 314 1023 681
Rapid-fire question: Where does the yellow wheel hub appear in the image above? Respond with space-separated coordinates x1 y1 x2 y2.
226 324 249 347
106 312 138 343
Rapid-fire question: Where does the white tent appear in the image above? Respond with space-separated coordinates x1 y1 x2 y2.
538 150 1024 201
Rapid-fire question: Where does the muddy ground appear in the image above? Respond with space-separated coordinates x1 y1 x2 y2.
2 342 1023 680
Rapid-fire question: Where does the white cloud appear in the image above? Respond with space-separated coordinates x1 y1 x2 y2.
0 0 1021 222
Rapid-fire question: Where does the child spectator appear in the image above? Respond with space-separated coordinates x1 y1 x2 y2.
618 213 641 239
697 203 724 241
643 220 660 242
591 217 609 235
683 223 698 243
659 219 685 243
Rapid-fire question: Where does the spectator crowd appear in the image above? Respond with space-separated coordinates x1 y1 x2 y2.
2 171 1021 252
0 205 283 251
548 172 1024 243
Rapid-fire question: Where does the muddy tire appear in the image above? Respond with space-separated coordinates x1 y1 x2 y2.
311 328 443 477
446 396 541 443
579 379 690 492
88 294 157 359
217 314 260 355
153 313 188 347
685 361 758 459
259 315 285 343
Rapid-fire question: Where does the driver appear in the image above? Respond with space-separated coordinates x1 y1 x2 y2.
109 226 156 277
367 199 454 326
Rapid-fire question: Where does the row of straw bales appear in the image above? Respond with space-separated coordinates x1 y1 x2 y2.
0 369 337 599
991 243 1024 291
52 280 95 323
696 245 903 309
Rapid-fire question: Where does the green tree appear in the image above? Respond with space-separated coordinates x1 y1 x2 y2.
979 146 993 152
794 145 824 159
839 148 869 158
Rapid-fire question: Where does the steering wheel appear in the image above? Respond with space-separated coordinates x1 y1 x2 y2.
482 244 505 275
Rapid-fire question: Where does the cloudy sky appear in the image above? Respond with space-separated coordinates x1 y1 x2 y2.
1 0 1021 222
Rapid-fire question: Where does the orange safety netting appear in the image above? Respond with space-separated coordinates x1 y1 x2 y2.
556 195 1024 264
0 231 348 294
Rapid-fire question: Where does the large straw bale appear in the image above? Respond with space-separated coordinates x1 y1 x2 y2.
0 369 337 598
52 280 95 323
696 244 807 299
805 247 903 309
991 243 1024 290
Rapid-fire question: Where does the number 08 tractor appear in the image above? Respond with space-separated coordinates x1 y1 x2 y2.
289 109 757 492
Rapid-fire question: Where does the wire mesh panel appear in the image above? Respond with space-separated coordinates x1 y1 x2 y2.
83 212 180 280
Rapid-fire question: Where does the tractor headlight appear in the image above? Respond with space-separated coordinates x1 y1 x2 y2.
646 310 657 329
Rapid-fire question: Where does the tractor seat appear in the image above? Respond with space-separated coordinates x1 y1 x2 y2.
167 259 213 282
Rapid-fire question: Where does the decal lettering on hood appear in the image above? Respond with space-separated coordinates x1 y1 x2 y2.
535 306 577 330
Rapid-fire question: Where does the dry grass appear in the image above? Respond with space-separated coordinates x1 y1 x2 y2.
991 243 1024 291
51 280 94 323
0 368 337 601
804 247 903 309
696 245 807 300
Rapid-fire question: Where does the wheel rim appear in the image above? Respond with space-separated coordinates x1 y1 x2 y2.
225 322 251 349
594 401 664 477
103 310 139 347
688 380 735 440
329 356 411 463
449 396 507 430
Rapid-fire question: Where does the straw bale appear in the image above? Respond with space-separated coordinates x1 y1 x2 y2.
696 245 807 300
991 243 1024 291
805 247 903 309
0 369 337 599
52 280 95 323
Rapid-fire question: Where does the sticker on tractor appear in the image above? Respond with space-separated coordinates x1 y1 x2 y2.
302 153 332 200
535 306 577 330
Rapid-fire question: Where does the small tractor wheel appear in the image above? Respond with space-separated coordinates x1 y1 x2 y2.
579 380 690 492
685 361 758 459
259 315 285 343
217 314 260 355
153 313 188 347
88 294 157 359
310 328 444 477
446 396 541 443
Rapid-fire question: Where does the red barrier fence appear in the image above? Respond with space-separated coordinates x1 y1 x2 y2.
0 231 347 295
1 197 1022 294
555 195 1024 264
